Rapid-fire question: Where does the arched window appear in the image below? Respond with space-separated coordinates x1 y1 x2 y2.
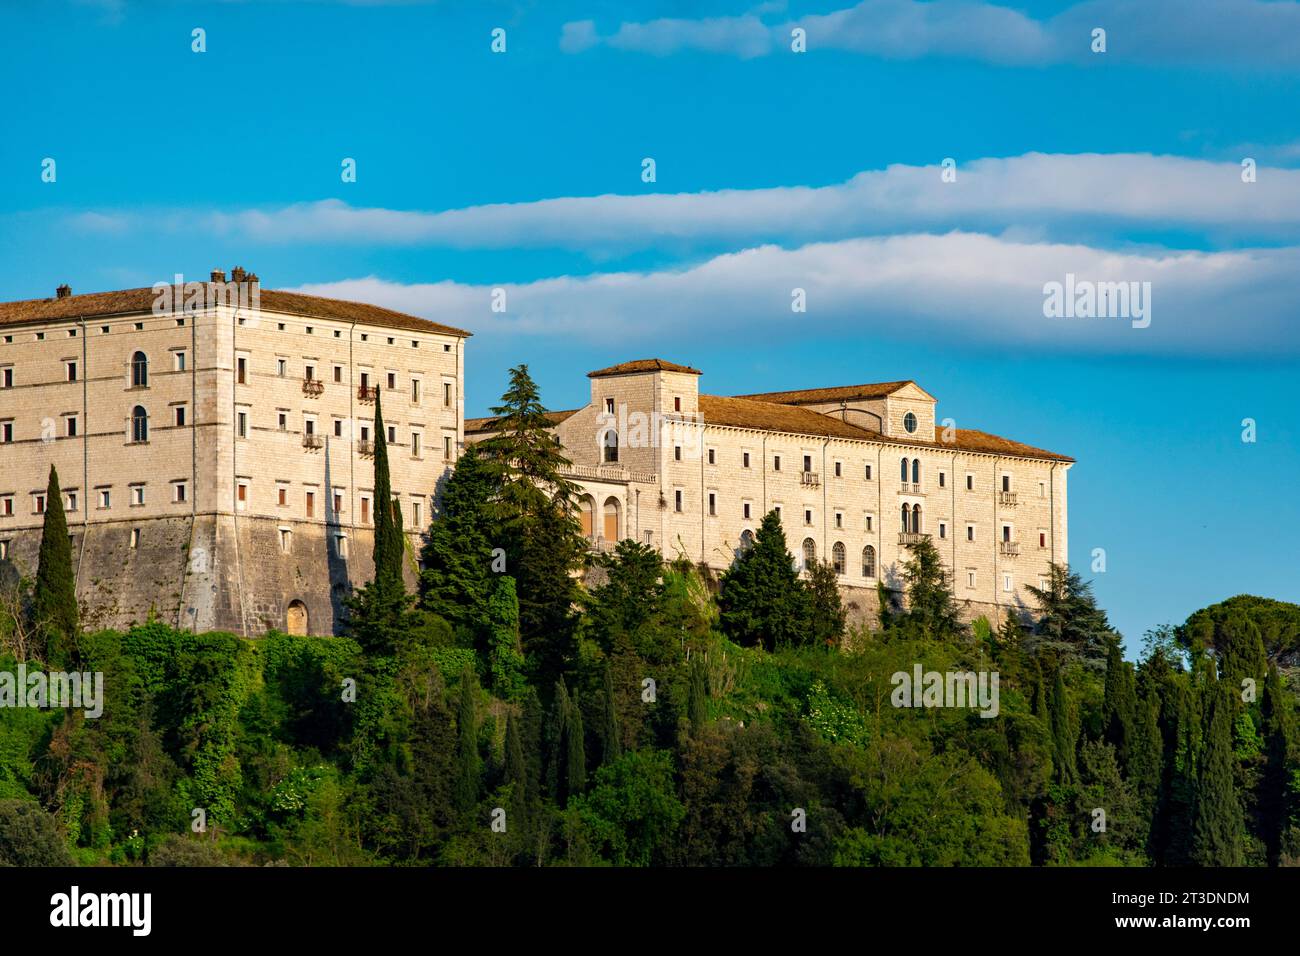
131 351 148 388
131 405 148 443
802 538 816 569
832 541 846 574
603 497 620 541
602 428 619 463
740 529 755 550
912 458 920 485
900 457 909 482
901 503 910 532
578 496 595 538
912 503 922 534
862 545 876 578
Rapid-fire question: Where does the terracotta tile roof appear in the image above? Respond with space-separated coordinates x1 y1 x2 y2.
588 358 702 377
0 284 472 337
465 408 579 434
700 394 1073 462
733 380 917 404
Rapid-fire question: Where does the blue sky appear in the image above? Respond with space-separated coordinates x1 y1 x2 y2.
1 0 1298 653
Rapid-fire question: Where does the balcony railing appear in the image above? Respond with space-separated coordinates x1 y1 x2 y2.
357 439 375 456
999 541 1020 557
357 385 378 402
999 491 1018 506
899 483 922 495
800 471 820 488
898 531 930 546
302 434 324 450
302 379 324 397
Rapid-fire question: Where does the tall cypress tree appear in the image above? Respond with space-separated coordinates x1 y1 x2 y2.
600 664 622 764
33 465 78 665
1102 639 1138 771
1130 692 1164 851
545 680 571 802
1261 664 1292 865
504 710 528 843
454 665 482 816
1192 682 1245 866
566 688 587 800
1049 664 1078 784
521 687 544 809
370 389 403 585
689 657 708 734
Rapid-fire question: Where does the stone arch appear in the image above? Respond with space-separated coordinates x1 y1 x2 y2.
602 496 621 542
286 599 308 636
578 495 596 538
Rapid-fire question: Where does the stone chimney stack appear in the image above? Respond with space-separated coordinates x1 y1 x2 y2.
210 269 226 283
56 284 71 299
230 266 247 283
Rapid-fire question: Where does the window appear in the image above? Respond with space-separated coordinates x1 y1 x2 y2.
1002 475 1012 493
1003 573 1013 593
387 372 396 391
174 406 186 427
604 397 614 415
803 454 813 473
604 430 619 463
334 366 344 384
901 457 909 482
938 522 947 539
743 502 751 520
834 511 843 529
174 482 187 504
387 425 396 443
335 534 348 558
938 472 946 488
131 405 148 443
1039 532 1046 548
1 368 11 388
832 542 846 574
334 419 343 438
674 445 681 462
0 541 7 560
236 411 248 438
361 496 371 524
802 538 816 568
131 351 149 387
333 491 343 515
129 528 140 549
708 448 716 465
966 474 974 491
862 545 876 578
674 490 683 513
34 494 46 514
66 416 78 438
674 396 681 412
834 460 842 478
444 382 453 408
774 505 782 518
903 411 917 433
804 509 813 526
174 352 186 372
967 570 976 589
305 364 316 382
306 491 315 518
277 358 287 377
278 412 288 431
237 483 248 510
279 529 292 553
98 489 110 509
411 499 422 527
912 459 920 484
236 356 247 385
0 496 11 517
773 455 781 471
443 435 453 461
743 451 750 468
278 486 288 507
1039 481 1046 498
708 492 716 516
865 463 873 480
65 492 77 512
1 422 10 444
131 485 145 506
966 525 975 542
66 360 78 382
411 431 422 458
411 379 422 404
865 514 873 531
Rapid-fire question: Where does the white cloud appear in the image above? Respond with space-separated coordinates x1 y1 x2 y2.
289 232 1300 356
75 153 1300 252
561 0 1300 68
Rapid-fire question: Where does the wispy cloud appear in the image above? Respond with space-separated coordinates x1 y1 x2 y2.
562 0 1300 69
289 232 1300 357
66 153 1300 252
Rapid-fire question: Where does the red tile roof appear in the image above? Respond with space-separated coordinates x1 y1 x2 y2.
465 408 579 434
0 284 471 337
734 380 918 404
588 358 702 377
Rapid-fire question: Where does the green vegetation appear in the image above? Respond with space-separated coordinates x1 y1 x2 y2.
0 366 1297 866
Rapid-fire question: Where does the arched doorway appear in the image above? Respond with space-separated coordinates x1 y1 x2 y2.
603 497 621 542
578 495 595 538
286 600 308 636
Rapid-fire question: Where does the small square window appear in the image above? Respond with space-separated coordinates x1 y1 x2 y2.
99 489 110 509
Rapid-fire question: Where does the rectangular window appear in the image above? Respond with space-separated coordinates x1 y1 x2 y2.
708 448 716 465
278 412 288 431
66 416 78 438
743 502 751 520
939 522 947 539
604 397 614 415
1 422 11 444
1002 525 1012 543
865 515 874 532
411 500 422 527
743 451 750 469
1039 481 1046 498
174 482 187 504
361 497 371 524
304 491 315 518
174 406 186 428
939 472 946 488
444 382 453 408
1039 531 1046 548
278 487 288 507
130 528 140 549
1003 574 1013 593
865 463 873 480
131 485 145 506
98 489 110 509
236 356 247 384
333 491 343 515
237 411 248 438
1 368 11 388
967 570 976 589
237 483 247 509
773 455 781 471
175 352 186 372
443 436 453 461
674 446 681 461
708 493 716 516
34 494 46 514
277 358 287 377
834 461 842 478
674 490 683 513
279 529 292 553
388 425 396 443
66 492 77 512
387 372 396 391
305 364 316 382
803 454 812 472
0 541 8 560
411 432 422 458
66 361 78 382
966 474 974 491
334 365 343 384
674 396 681 412
0 496 12 517
335 534 348 558
834 512 843 529
411 379 422 404
1002 475 1012 492
966 525 975 542
305 418 316 436
334 419 343 438
804 509 813 526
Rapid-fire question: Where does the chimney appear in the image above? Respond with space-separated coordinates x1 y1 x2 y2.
56 284 71 299
230 266 247 283
246 272 259 285
210 269 226 283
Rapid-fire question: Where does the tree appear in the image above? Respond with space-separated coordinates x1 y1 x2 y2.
32 465 78 664
419 445 498 643
896 536 960 637
1260 664 1293 865
588 539 666 641
486 577 526 700
1049 663 1078 784
454 666 482 816
1102 638 1138 771
567 688 587 800
1192 682 1245 866
805 560 847 648
688 657 708 733
0 799 74 866
370 389 403 586
600 664 622 765
719 510 811 651
1023 563 1117 670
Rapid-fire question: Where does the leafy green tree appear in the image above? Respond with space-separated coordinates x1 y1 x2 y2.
0 799 74 865
896 536 960 638
454 666 481 816
1049 664 1078 784
1024 563 1117 670
588 539 667 642
805 559 847 648
564 750 685 866
32 465 79 664
487 576 526 700
719 510 811 651
1193 682 1245 866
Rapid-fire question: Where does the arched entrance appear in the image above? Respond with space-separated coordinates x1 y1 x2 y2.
602 497 621 542
578 495 596 538
286 600 308 636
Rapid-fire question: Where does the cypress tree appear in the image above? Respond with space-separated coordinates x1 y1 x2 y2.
521 687 544 808
601 664 622 764
1261 664 1292 865
1130 692 1164 850
688 657 708 733
545 680 571 802
32 465 78 665
504 711 528 842
454 665 482 816
1102 639 1138 771
1049 664 1078 784
370 389 403 585
1192 682 1245 866
566 688 587 800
